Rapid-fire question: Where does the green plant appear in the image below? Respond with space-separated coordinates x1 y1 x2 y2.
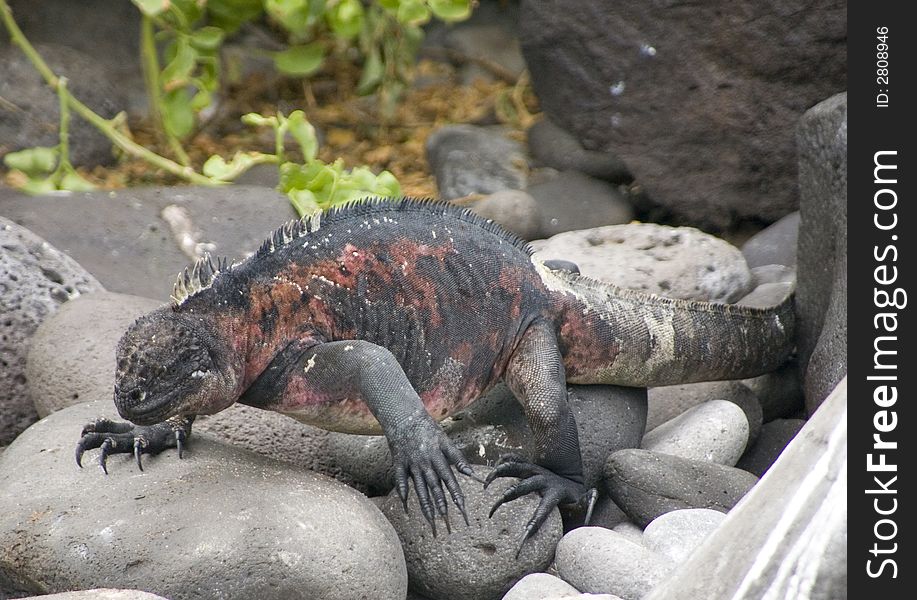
2 78 96 193
204 110 401 216
134 0 474 146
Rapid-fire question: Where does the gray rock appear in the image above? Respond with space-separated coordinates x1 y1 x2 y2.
470 189 543 240
378 465 562 600
644 379 847 600
0 217 103 445
610 521 644 545
642 400 749 466
646 380 763 444
0 400 408 600
519 0 845 229
736 418 806 477
741 212 800 268
604 449 759 527
642 509 726 565
527 119 630 183
0 43 124 167
525 171 633 238
586 496 628 530
795 93 847 413
26 292 162 417
233 162 281 188
742 359 805 421
6 0 144 113
447 384 646 489
531 223 752 303
20 590 169 600
554 527 674 600
0 186 298 301
502 573 580 600
426 125 527 200
737 281 794 310
749 264 796 287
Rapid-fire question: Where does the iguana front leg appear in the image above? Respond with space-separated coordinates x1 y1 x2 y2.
76 415 194 473
242 339 478 533
487 319 596 552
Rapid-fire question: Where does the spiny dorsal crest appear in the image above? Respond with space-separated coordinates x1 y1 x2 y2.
258 213 322 256
171 253 229 306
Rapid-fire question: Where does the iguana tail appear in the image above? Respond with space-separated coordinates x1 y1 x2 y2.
537 264 795 387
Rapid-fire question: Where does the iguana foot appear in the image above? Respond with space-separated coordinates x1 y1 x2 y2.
485 453 596 557
76 416 192 473
390 415 481 535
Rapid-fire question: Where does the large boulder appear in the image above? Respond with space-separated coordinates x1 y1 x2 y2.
0 186 298 301
0 217 103 445
518 0 846 229
794 93 847 413
0 400 408 600
644 378 847 600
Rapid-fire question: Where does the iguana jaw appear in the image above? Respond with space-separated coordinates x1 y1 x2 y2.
114 309 240 426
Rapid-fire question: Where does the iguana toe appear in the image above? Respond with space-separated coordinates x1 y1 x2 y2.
76 417 193 472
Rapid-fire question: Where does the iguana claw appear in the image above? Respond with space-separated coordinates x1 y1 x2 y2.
485 454 594 558
76 416 193 472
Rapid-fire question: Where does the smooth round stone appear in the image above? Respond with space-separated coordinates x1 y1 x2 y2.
741 212 800 269
603 449 759 528
426 125 528 200
611 521 645 545
555 527 674 600
642 509 727 564
646 381 763 444
0 400 407 600
502 572 580 600
527 118 631 183
641 400 750 466
531 223 752 303
525 171 634 237
19 591 169 600
736 418 806 477
470 189 543 240
378 465 562 600
26 292 162 417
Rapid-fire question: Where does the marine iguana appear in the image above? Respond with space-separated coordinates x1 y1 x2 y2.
76 197 794 548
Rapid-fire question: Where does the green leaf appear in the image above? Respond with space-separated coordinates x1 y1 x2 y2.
60 171 97 192
327 0 365 40
373 170 402 196
203 151 275 181
241 112 277 128
131 0 170 17
162 89 195 138
273 43 326 76
161 38 197 89
377 0 400 12
190 26 226 50
288 189 322 217
396 0 430 25
427 0 472 22
285 111 318 162
3 147 58 177
190 89 212 111
265 0 314 37
206 0 264 32
356 47 384 95
19 176 59 195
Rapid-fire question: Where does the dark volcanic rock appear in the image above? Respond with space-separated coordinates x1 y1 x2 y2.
0 217 103 445
604 449 758 527
378 465 562 600
0 43 125 167
736 418 806 477
527 118 631 183
794 93 847 413
518 0 846 229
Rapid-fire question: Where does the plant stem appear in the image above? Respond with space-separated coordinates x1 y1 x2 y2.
56 77 72 172
0 0 218 186
141 15 191 166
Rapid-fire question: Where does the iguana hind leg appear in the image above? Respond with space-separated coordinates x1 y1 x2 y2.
487 320 594 552
76 415 194 473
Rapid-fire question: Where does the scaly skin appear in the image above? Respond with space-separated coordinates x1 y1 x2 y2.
76 198 794 549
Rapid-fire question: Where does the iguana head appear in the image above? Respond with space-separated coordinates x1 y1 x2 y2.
114 308 239 425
